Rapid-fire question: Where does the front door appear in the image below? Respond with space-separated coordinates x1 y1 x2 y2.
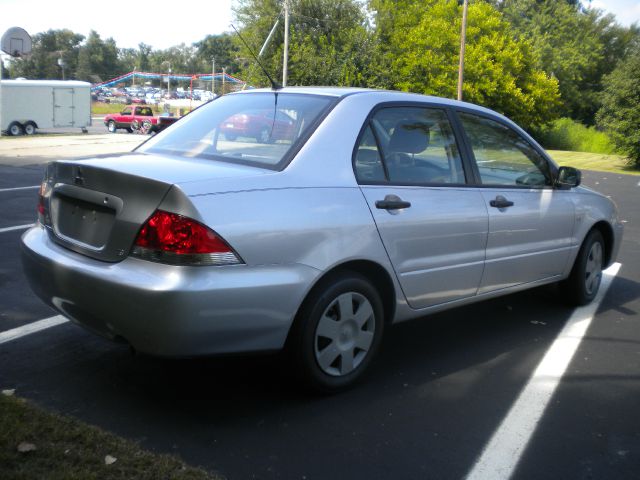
456 111 575 294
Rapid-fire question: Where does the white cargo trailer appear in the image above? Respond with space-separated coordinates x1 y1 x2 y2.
0 79 91 135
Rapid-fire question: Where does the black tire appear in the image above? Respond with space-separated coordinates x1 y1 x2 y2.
561 229 605 306
288 272 385 393
107 121 117 133
141 119 153 134
23 121 37 135
8 121 23 136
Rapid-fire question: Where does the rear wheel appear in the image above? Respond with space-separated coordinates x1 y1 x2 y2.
107 121 117 133
8 122 23 136
24 121 37 135
562 229 605 306
289 272 384 393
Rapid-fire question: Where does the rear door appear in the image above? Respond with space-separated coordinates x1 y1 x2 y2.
53 88 74 127
456 111 575 293
356 105 488 309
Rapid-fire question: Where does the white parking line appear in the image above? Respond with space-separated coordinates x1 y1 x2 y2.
465 262 621 480
0 224 34 234
0 315 69 345
0 185 39 193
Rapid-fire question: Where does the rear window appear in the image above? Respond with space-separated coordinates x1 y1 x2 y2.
138 92 336 169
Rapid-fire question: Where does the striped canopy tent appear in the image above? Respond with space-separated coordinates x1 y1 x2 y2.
92 71 246 90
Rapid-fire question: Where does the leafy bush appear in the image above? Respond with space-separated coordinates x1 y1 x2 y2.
536 118 617 154
596 49 640 168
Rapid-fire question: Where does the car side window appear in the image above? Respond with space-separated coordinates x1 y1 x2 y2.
355 107 465 185
458 112 552 187
121 108 131 116
354 125 386 182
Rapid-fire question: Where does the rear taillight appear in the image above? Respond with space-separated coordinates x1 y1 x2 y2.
131 210 242 266
37 181 51 224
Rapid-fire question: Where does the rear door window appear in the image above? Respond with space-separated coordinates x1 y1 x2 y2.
354 107 466 185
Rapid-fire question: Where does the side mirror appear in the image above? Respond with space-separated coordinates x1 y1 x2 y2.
556 166 581 189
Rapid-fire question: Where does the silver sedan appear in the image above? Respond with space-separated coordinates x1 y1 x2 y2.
21 88 623 391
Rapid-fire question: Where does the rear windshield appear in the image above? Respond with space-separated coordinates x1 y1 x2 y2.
138 92 336 169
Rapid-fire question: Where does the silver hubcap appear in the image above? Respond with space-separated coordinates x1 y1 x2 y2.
585 241 603 295
109 122 115 132
314 292 375 377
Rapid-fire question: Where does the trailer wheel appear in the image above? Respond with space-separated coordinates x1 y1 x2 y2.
24 122 37 135
8 122 23 136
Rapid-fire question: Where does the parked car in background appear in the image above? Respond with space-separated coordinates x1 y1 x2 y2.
103 105 178 133
22 88 623 392
220 108 296 143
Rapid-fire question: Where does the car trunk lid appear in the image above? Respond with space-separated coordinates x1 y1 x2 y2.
42 153 272 262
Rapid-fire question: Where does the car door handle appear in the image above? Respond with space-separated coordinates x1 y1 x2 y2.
490 195 514 208
375 195 411 210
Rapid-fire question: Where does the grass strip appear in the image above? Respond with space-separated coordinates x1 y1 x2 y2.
548 150 640 176
0 394 222 480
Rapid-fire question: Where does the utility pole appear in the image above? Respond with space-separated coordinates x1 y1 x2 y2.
211 57 215 94
222 67 226 94
457 0 468 101
283 0 289 87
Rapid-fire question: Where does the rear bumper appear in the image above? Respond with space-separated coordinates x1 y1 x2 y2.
21 225 319 356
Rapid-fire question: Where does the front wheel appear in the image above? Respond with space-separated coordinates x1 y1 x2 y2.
288 272 385 393
107 121 117 133
562 229 605 306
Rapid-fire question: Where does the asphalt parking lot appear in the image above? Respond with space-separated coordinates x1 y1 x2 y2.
0 136 639 479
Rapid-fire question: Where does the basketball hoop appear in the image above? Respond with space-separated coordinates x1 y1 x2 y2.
1 27 32 137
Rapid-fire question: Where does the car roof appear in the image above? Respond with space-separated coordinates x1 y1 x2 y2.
231 86 500 118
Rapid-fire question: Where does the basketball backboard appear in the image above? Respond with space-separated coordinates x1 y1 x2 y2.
1 27 32 57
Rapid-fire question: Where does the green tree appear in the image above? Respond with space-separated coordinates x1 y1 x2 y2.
76 31 121 82
234 0 377 87
373 0 560 130
498 0 639 124
596 48 640 167
9 29 84 80
194 33 241 74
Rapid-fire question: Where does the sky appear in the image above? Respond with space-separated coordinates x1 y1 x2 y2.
0 0 235 50
0 0 639 53
589 0 640 25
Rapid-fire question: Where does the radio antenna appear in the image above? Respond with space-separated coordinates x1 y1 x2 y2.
230 24 281 90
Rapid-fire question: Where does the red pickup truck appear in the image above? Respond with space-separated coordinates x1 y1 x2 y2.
104 105 178 134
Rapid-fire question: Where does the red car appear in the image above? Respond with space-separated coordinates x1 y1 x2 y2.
220 109 296 143
104 105 177 134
